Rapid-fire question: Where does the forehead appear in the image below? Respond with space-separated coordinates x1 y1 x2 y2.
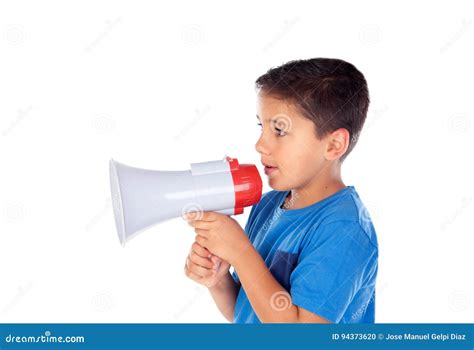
256 92 306 125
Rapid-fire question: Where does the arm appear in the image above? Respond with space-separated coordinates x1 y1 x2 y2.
187 212 376 323
233 244 331 323
186 212 331 323
184 241 239 322
208 271 240 322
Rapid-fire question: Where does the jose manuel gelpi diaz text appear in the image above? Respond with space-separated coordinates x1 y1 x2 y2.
386 333 466 341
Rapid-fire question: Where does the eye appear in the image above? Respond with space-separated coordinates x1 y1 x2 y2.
257 121 287 137
273 115 291 137
257 123 286 137
274 126 287 137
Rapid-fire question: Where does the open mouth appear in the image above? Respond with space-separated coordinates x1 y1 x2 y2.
263 164 278 175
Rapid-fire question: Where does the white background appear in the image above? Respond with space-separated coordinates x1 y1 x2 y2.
1 0 472 323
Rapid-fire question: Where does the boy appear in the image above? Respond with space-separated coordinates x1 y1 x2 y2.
184 58 378 323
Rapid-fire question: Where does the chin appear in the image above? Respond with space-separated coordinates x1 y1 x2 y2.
267 177 292 192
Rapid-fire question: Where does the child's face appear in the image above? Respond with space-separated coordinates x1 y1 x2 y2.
255 92 332 192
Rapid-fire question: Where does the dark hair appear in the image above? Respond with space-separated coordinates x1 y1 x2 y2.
255 58 369 161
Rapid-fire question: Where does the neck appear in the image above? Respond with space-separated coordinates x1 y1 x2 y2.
284 162 346 210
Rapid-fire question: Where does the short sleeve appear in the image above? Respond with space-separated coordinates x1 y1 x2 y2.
289 221 378 323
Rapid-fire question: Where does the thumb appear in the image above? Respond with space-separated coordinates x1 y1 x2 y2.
210 255 221 264
218 260 231 272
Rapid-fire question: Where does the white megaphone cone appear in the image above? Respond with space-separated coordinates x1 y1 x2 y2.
109 156 262 245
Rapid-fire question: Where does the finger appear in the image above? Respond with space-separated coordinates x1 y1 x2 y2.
196 235 208 247
192 242 212 258
189 250 214 269
218 260 231 272
187 220 214 230
183 211 204 221
195 236 207 249
194 228 209 237
220 260 231 269
198 211 218 222
185 268 203 282
188 260 215 278
210 255 222 265
184 257 193 277
185 257 190 269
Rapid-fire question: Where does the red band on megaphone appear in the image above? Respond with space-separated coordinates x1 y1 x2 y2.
227 157 263 215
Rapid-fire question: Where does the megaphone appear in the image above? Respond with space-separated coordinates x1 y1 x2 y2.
109 156 262 245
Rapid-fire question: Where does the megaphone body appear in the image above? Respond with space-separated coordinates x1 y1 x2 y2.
110 156 262 244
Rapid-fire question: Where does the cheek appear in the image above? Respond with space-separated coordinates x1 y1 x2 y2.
268 137 324 189
279 148 322 183
268 157 304 190
282 160 310 185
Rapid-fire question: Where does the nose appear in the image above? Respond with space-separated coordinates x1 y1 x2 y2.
255 133 270 155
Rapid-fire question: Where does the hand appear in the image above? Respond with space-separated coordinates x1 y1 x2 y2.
184 241 230 288
185 211 252 266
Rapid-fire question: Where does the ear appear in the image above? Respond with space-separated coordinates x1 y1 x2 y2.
324 128 350 161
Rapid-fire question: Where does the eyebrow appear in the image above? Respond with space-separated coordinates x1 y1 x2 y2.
256 114 273 123
257 114 287 125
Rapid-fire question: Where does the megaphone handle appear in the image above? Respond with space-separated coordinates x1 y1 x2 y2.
215 208 235 216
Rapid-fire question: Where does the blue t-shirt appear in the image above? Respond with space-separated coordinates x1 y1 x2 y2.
231 186 378 323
